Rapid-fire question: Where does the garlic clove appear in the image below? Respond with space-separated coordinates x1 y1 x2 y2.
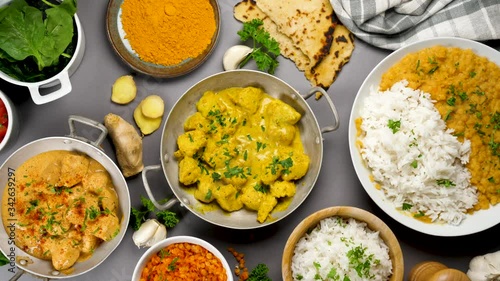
223 45 253 71
133 219 162 248
145 224 167 247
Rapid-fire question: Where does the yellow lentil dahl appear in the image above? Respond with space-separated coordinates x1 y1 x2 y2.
380 45 500 211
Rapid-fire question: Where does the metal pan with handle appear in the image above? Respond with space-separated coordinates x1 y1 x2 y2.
0 115 130 280
142 70 339 229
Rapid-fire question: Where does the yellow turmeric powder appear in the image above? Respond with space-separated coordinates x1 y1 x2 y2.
120 0 217 66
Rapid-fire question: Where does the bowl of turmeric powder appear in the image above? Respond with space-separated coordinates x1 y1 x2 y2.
106 0 220 78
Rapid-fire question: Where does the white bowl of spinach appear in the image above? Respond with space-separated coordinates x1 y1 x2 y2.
0 0 85 105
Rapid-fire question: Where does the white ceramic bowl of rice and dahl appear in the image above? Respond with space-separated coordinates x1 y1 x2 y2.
349 37 500 237
282 206 404 281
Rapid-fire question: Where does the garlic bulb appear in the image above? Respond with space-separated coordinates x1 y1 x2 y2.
467 251 500 281
132 219 167 248
223 45 253 71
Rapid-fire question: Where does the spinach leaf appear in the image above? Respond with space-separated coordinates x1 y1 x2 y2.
0 0 77 82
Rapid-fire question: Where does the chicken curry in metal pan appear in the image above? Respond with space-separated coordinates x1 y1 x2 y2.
174 87 310 223
1 150 121 271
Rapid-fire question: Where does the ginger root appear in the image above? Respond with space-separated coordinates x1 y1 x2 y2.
111 75 137 104
134 95 164 135
104 113 144 177
141 95 164 119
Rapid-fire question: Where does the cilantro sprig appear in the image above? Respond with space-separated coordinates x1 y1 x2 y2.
237 19 280 74
130 196 180 230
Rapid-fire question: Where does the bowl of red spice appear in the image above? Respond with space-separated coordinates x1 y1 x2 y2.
106 0 221 78
132 236 233 281
0 89 19 153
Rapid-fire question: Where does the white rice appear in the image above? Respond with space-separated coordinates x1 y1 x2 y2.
358 80 478 225
291 216 392 281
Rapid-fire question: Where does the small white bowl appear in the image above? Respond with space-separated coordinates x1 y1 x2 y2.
132 236 233 281
0 90 19 153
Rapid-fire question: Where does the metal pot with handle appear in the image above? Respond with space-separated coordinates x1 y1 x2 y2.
0 115 130 280
143 70 339 229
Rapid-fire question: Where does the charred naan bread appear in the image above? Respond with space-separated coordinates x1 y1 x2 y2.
255 0 337 70
234 0 310 71
233 0 355 89
306 25 355 88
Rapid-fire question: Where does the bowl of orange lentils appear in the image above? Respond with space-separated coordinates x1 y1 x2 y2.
132 236 233 281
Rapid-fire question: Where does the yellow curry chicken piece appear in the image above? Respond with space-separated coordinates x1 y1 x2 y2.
2 151 121 271
176 87 310 223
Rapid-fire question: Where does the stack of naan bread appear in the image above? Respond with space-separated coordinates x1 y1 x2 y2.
234 0 354 89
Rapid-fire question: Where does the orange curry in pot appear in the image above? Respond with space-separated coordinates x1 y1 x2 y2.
2 150 121 271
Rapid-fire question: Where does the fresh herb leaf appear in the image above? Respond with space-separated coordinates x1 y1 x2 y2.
247 264 272 281
0 0 77 82
387 119 401 133
156 210 179 228
211 172 221 181
168 257 179 271
402 203 412 211
414 211 425 218
87 206 100 220
141 196 156 213
447 97 456 106
130 207 149 231
237 19 280 74
347 245 374 279
436 179 455 187
410 160 418 168
0 252 8 266
205 189 212 200
254 183 269 193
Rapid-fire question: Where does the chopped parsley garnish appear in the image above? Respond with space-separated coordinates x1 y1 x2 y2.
444 110 453 121
410 160 418 168
87 206 100 220
168 257 179 271
446 97 456 106
347 245 375 279
387 119 401 133
253 183 269 193
402 203 412 211
224 165 246 179
427 56 439 74
436 179 456 187
205 189 212 200
256 142 267 152
211 172 221 181
266 156 293 175
414 211 426 218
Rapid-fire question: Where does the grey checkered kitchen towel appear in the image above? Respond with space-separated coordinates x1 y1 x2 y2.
330 0 500 50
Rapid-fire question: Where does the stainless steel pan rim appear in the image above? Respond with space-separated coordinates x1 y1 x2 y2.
142 70 339 229
0 115 131 280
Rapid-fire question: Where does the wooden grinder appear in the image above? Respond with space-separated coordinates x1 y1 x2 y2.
409 261 471 281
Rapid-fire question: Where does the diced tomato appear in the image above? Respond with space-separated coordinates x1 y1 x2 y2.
0 99 8 143
0 124 6 143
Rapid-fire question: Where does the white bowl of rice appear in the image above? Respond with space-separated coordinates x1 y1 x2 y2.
282 206 404 281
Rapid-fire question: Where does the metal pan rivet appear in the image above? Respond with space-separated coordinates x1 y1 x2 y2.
51 271 60 276
63 140 72 144
19 259 28 266
163 153 169 163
